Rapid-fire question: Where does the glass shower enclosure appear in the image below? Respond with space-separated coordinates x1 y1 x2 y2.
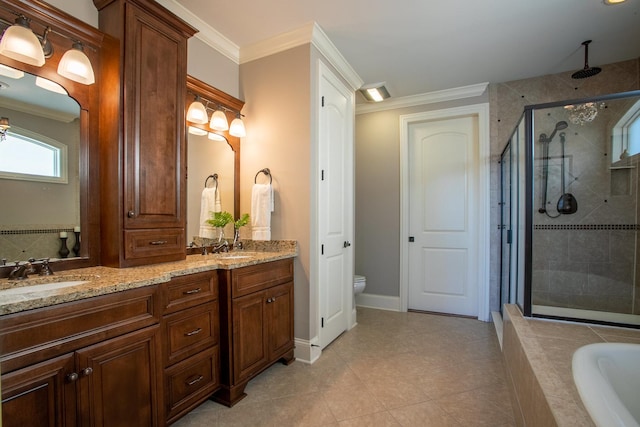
500 90 640 327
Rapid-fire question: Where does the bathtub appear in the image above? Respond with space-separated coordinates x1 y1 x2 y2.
572 343 640 427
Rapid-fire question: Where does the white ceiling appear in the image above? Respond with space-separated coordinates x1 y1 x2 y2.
173 0 640 101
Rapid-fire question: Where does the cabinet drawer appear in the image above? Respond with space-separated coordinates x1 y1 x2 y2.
161 271 217 314
124 228 185 260
0 285 158 373
165 346 219 423
231 258 294 297
164 303 219 366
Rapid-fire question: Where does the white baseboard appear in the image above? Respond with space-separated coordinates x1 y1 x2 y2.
294 337 322 364
355 293 402 312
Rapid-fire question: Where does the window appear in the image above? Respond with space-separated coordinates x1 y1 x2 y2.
0 127 68 183
611 99 640 162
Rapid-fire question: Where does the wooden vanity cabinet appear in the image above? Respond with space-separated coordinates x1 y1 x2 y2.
94 0 197 267
213 258 295 406
0 286 162 427
160 271 221 424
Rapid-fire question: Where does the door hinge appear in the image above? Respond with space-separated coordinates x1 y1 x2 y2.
321 170 325 181
321 244 324 255
321 317 324 328
507 229 512 244
321 96 325 107
408 236 415 242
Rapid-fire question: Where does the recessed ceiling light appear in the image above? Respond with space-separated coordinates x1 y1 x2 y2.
603 0 626 4
359 83 391 102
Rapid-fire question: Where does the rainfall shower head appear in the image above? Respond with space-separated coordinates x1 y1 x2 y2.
572 40 601 79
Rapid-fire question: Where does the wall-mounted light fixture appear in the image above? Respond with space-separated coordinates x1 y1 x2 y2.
359 83 391 102
0 14 95 85
229 113 246 138
186 91 245 138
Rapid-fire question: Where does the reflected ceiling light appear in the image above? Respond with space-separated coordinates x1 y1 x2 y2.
35 76 67 94
229 114 246 138
0 64 24 79
57 42 95 85
188 125 207 136
359 83 390 102
0 16 45 67
603 0 626 4
186 97 208 124
208 132 227 142
210 109 229 131
0 116 10 141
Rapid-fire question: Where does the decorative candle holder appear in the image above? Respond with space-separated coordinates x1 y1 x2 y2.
59 236 70 258
72 231 81 257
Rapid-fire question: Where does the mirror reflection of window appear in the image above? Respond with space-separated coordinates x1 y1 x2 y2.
0 127 68 183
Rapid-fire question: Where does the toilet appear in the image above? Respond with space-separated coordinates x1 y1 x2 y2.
354 275 366 295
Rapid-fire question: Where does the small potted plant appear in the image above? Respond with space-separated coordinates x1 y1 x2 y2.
206 211 233 242
233 213 250 248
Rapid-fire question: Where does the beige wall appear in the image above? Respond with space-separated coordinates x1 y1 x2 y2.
240 45 312 340
354 96 488 298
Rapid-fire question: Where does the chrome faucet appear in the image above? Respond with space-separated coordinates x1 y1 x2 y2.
211 240 230 253
9 261 36 280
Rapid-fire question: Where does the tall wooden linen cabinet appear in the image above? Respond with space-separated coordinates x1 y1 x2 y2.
94 0 196 267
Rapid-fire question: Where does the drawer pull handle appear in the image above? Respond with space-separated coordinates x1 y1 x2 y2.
186 375 204 386
149 240 168 245
185 328 202 337
183 288 201 295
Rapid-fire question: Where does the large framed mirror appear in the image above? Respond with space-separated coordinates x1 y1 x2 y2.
185 75 243 246
0 0 111 275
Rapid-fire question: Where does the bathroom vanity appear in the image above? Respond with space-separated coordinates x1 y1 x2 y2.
0 249 297 426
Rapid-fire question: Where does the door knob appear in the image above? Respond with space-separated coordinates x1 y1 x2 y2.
343 241 351 248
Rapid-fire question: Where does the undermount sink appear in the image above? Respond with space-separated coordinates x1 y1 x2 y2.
217 254 254 260
0 280 89 296
573 342 640 427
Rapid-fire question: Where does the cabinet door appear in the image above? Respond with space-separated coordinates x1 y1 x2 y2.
123 3 186 229
1 354 76 427
232 292 268 382
76 326 161 427
267 282 294 359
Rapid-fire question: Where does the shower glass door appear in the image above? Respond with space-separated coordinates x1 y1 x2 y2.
527 92 640 326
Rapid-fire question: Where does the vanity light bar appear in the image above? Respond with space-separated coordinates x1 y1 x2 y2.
186 91 246 138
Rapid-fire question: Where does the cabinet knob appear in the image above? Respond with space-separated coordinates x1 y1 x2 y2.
127 210 135 218
81 367 93 376
67 372 79 382
266 297 276 303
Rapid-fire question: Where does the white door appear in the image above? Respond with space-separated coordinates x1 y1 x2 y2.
408 115 479 316
318 63 353 348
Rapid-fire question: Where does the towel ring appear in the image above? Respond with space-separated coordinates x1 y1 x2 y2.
204 173 218 188
254 168 272 184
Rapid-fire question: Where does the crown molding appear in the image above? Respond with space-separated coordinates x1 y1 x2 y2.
240 22 363 91
356 82 489 115
154 0 240 64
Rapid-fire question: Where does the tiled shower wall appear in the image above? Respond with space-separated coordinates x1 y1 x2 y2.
489 58 640 313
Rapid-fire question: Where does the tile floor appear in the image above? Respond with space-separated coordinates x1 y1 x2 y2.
173 307 516 426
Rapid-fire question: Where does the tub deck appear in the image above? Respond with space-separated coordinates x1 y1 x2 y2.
501 304 640 427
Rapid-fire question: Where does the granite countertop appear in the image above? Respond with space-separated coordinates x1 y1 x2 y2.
0 240 297 316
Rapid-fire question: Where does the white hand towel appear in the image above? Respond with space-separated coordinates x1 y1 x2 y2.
199 186 221 238
251 183 272 240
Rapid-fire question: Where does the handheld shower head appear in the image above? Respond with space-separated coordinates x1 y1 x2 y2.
540 121 568 143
